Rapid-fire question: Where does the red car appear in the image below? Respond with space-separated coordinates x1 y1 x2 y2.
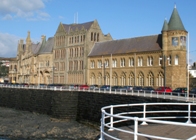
155 87 172 94
79 85 89 90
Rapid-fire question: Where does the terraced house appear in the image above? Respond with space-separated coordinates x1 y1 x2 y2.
88 6 187 89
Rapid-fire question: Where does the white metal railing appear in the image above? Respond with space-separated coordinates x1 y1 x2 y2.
99 103 196 140
0 84 195 102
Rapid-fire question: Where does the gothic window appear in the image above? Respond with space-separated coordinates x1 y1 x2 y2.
128 72 135 86
90 73 96 85
147 72 154 86
137 72 144 86
112 72 118 86
98 73 102 85
120 72 126 86
157 72 164 86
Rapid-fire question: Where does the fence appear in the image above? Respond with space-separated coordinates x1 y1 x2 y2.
100 103 196 140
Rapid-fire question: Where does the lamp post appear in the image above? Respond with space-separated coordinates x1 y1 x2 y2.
102 63 106 85
160 55 166 92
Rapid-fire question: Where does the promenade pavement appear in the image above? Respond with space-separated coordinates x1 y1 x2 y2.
105 124 196 140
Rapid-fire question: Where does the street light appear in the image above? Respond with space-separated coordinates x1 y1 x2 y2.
102 63 106 85
160 55 167 92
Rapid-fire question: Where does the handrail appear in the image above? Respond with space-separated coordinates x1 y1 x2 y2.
99 103 196 140
0 84 195 103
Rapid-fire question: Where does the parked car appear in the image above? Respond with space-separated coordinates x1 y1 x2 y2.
172 87 187 96
111 86 122 91
89 84 99 90
155 87 172 94
189 87 196 97
100 85 110 91
142 86 155 93
133 86 143 92
79 85 89 90
118 86 133 92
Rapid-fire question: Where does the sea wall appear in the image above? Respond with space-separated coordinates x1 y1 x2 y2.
0 88 192 124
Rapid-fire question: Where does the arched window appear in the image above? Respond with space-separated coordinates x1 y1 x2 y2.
90 73 96 85
128 72 135 86
112 72 118 86
168 55 172 65
147 72 154 86
98 73 102 85
129 58 134 67
120 72 126 86
157 72 164 86
175 55 179 65
137 72 144 86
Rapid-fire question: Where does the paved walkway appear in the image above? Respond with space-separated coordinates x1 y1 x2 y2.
104 124 196 140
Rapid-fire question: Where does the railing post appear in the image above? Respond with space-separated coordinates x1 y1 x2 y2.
132 90 133 95
134 117 138 140
141 103 148 125
137 90 139 96
186 103 192 124
109 105 114 131
144 91 146 97
99 111 105 140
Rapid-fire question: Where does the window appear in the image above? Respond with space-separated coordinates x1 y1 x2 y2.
168 55 172 65
147 72 154 86
105 59 109 68
147 56 153 66
112 59 117 67
120 58 125 67
129 58 134 67
137 72 144 86
159 56 162 66
91 60 95 68
175 55 179 65
97 60 102 68
138 57 143 66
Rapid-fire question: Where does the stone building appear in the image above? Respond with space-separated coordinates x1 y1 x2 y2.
11 20 112 85
52 20 112 84
16 31 54 84
88 6 187 90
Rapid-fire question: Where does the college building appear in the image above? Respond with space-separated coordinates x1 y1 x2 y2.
9 6 187 89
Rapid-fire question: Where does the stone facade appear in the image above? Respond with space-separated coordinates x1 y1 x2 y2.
8 6 188 89
88 6 187 90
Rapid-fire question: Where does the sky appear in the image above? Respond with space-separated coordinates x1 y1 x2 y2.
0 0 195 64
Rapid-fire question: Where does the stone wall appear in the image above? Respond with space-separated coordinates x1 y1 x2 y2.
0 88 78 119
0 88 195 125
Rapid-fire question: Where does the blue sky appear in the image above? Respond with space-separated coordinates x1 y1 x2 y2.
0 0 195 64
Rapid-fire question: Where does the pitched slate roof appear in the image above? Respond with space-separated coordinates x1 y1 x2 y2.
38 37 54 54
88 34 162 57
31 43 41 55
63 21 94 33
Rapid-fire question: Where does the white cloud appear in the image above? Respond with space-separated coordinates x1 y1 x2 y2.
0 33 20 57
0 0 50 21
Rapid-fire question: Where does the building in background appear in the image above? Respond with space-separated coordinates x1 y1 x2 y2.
9 20 112 85
88 6 187 90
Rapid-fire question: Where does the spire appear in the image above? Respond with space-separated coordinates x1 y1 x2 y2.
168 5 186 31
162 18 168 32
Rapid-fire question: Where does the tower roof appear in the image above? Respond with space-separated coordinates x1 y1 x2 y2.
162 19 168 31
168 5 186 31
